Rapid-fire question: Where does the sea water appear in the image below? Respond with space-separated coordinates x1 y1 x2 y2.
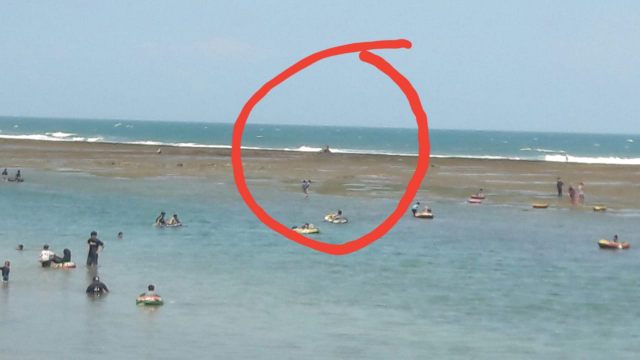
1 116 639 164
1 170 639 359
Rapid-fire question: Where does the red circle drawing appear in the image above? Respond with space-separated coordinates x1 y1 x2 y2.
232 39 430 255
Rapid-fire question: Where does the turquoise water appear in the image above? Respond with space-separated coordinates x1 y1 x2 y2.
1 116 639 164
1 170 640 359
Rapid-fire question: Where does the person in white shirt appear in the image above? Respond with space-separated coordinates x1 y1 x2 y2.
38 244 55 267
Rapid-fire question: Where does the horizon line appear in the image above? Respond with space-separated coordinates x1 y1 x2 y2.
0 114 638 136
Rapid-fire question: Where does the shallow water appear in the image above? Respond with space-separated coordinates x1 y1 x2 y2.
1 170 639 359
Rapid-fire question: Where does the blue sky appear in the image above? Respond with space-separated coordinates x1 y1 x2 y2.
0 1 638 133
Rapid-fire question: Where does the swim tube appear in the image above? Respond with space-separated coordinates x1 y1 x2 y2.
533 204 548 209
293 228 320 234
598 240 629 250
136 295 164 306
468 198 482 204
593 205 607 212
51 262 76 269
414 211 434 219
470 194 485 200
324 214 348 224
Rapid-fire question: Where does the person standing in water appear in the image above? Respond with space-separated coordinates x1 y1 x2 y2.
38 244 55 267
568 184 575 205
0 261 10 282
86 231 105 267
117 232 123 239
578 182 585 205
1 169 7 181
86 276 109 297
411 202 420 216
556 177 564 197
302 180 310 198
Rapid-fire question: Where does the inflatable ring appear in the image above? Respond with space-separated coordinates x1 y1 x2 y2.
598 239 629 249
136 295 164 306
324 214 348 224
414 212 434 219
293 228 320 234
533 204 548 209
470 194 485 200
468 198 482 204
593 205 607 212
50 262 76 269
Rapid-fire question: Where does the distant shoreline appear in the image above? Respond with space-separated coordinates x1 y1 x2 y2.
1 135 639 165
2 137 640 210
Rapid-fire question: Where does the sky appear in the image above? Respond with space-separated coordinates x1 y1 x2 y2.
0 1 639 133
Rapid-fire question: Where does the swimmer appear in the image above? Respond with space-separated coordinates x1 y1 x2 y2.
334 210 345 220
612 234 619 243
411 202 420 216
118 232 123 239
86 231 105 267
141 284 158 297
16 244 23 251
423 205 432 213
0 261 10 282
15 170 22 181
38 244 55 267
155 212 167 226
167 214 181 226
52 249 71 264
476 188 483 196
86 276 109 297
1 168 7 181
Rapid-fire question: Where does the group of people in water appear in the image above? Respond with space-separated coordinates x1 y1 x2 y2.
2 168 23 182
154 212 182 227
556 178 586 205
3 230 159 299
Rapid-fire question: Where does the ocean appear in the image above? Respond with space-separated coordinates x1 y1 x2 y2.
2 116 640 359
1 170 639 359
1 116 639 164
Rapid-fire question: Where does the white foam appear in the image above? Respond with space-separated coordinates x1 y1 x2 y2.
534 148 563 153
114 123 122 127
545 154 640 165
45 132 75 138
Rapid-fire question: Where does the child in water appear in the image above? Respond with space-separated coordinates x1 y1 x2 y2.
0 261 9 282
167 214 181 226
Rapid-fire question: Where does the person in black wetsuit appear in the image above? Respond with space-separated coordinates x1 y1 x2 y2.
1 261 10 282
141 284 158 297
86 276 109 296
86 231 105 267
1 169 7 181
155 212 167 226
556 178 564 197
52 249 71 264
